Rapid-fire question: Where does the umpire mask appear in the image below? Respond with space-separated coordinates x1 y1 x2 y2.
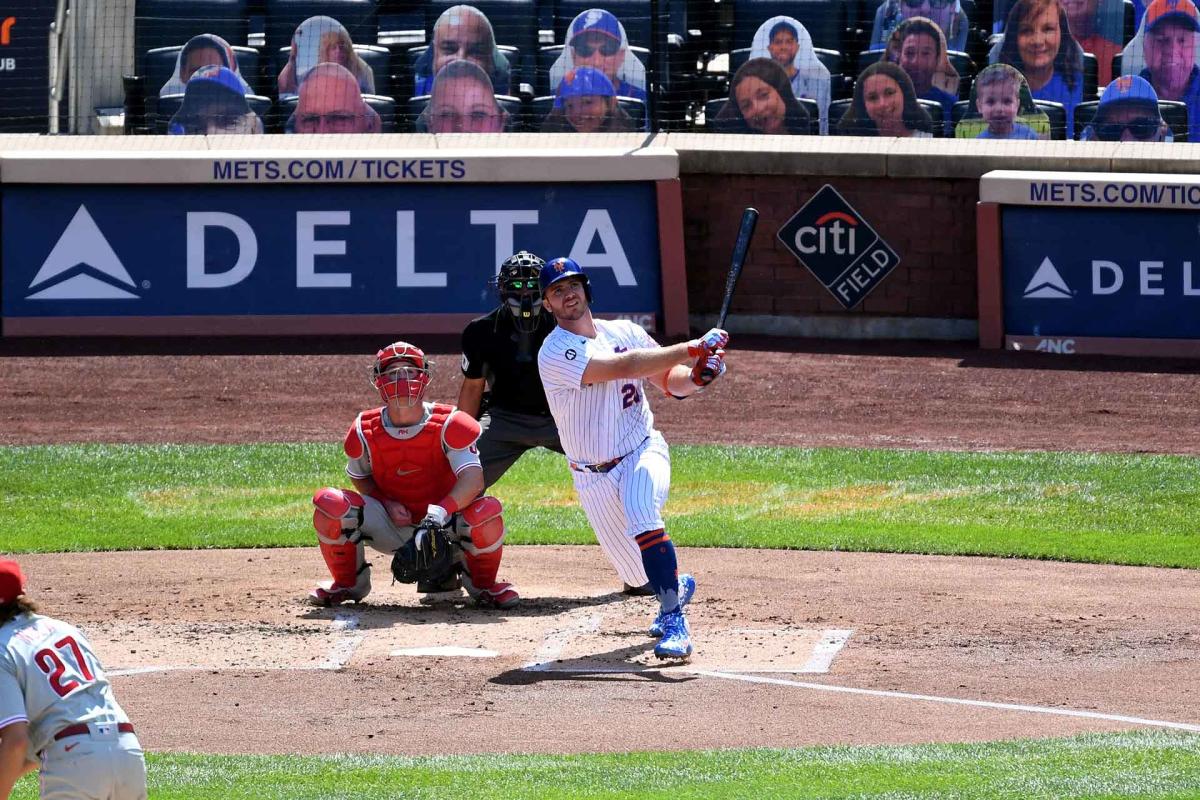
493 251 546 334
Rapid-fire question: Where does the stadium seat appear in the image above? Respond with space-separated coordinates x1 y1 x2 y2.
856 48 882 77
152 92 272 133
1033 99 1067 139
618 95 648 127
273 43 392 97
1158 100 1189 142
916 97 944 136
951 97 970 129
946 50 976 98
135 0 249 56
265 0 379 53
703 96 725 129
495 93 527 127
830 96 852 127
733 0 846 54
1082 52 1098 99
404 93 430 130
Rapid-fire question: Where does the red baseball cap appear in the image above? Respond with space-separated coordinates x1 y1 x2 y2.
0 559 26 604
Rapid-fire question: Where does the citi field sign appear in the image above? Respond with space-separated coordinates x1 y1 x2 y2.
777 185 900 310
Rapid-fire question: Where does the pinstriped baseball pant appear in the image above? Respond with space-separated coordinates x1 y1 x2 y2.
569 432 670 588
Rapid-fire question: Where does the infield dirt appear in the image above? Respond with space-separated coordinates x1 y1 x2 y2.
2 337 1198 753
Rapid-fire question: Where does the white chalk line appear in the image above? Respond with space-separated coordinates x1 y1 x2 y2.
521 609 607 671
800 629 854 672
689 670 1200 733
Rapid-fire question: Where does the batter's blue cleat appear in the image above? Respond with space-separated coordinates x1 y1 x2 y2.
648 574 696 638
653 610 693 661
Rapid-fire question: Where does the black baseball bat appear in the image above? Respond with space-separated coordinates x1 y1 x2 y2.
717 207 758 330
698 207 757 383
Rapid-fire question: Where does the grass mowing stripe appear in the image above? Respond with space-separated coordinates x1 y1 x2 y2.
10 730 1200 799
1 445 1197 568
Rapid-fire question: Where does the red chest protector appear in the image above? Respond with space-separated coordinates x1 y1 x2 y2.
347 404 459 519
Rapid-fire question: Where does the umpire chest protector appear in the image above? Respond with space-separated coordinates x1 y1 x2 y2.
348 404 459 518
461 307 557 416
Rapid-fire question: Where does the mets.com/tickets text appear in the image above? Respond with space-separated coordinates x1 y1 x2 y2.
1030 180 1200 206
213 158 467 181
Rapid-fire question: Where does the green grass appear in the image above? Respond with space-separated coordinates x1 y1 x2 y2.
11 731 1200 799
2 444 1198 567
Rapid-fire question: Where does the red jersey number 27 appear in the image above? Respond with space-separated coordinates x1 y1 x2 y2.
35 636 95 697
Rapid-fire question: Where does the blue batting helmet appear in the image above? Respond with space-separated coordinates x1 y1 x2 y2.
539 257 592 301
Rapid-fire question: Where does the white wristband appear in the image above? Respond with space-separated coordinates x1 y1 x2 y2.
425 504 450 527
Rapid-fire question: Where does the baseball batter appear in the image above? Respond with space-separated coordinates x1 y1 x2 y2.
458 250 651 594
0 559 146 800
308 340 519 609
536 257 729 660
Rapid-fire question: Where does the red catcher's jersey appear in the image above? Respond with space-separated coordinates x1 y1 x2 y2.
351 404 459 519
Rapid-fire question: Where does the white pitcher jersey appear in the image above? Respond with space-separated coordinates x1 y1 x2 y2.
538 319 660 464
0 612 131 759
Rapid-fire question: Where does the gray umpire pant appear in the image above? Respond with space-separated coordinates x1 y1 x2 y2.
478 407 564 488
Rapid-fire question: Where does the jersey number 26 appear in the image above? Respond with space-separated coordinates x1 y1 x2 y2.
35 636 95 697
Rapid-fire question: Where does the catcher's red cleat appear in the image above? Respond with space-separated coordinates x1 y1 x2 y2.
307 582 367 607
465 579 520 609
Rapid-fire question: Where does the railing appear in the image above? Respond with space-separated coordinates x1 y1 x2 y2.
48 0 71 134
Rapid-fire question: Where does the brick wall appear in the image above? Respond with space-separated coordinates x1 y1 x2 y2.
681 174 979 320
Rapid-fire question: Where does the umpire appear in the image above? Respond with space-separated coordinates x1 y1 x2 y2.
458 251 564 486
458 251 651 595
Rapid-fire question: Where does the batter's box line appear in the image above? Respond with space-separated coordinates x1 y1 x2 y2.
690 671 1200 733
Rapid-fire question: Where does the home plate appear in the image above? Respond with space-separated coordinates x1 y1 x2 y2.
390 646 499 658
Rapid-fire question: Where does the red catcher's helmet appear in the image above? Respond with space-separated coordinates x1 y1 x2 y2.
371 341 433 405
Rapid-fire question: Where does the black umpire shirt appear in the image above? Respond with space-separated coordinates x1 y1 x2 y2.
460 306 557 417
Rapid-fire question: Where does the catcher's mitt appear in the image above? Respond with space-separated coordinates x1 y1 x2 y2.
391 522 457 585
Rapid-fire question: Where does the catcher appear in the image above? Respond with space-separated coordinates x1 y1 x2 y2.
307 340 519 609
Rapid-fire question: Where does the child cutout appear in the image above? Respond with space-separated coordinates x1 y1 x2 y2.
956 63 1051 138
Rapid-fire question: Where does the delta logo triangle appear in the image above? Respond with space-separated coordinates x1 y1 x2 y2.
1022 257 1073 299
25 205 139 301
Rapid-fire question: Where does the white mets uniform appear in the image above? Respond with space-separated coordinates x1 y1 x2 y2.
0 612 146 799
538 319 669 586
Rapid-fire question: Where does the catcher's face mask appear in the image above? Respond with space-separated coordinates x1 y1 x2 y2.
371 342 433 406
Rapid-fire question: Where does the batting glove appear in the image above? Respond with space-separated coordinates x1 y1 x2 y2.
690 349 727 387
687 327 730 358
